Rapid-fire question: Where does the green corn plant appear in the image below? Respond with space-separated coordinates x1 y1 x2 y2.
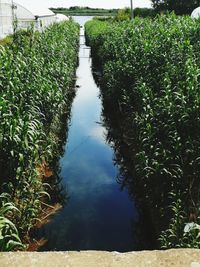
0 202 24 251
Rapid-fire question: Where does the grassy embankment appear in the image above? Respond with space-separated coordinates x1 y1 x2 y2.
85 15 200 249
0 21 79 251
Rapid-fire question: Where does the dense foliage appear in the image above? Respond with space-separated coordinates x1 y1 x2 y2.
114 8 156 20
85 20 110 64
0 21 79 250
151 0 199 15
85 15 200 248
133 8 156 18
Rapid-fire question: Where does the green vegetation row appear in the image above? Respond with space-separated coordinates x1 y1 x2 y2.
0 21 79 251
85 15 200 248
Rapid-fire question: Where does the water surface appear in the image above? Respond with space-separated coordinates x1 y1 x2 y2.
39 16 148 252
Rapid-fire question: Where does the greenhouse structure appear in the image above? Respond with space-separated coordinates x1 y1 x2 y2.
191 6 200 18
55 13 69 23
0 0 13 38
0 0 56 39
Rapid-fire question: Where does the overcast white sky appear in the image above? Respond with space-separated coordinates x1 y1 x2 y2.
16 0 152 9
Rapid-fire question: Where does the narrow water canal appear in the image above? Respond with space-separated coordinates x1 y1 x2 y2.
39 16 150 252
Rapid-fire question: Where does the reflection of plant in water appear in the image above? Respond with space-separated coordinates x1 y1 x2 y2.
48 171 70 207
100 100 157 250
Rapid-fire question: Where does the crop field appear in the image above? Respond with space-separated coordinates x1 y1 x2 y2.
0 21 79 250
85 15 200 248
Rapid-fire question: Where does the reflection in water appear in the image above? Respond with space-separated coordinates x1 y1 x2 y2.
99 95 158 250
37 16 153 252
93 53 158 250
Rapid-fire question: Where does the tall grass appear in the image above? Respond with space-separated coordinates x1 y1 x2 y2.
85 15 200 248
0 21 79 250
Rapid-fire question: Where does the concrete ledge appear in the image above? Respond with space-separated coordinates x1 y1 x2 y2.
0 249 200 267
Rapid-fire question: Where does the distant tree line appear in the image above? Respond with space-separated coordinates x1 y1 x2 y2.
151 0 199 15
50 6 118 13
50 1 199 18
115 8 156 20
134 8 156 17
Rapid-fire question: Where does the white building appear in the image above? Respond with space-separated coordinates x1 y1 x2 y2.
0 0 56 39
15 2 56 31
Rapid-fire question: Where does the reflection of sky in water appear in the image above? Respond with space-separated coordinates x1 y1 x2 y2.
39 16 141 252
